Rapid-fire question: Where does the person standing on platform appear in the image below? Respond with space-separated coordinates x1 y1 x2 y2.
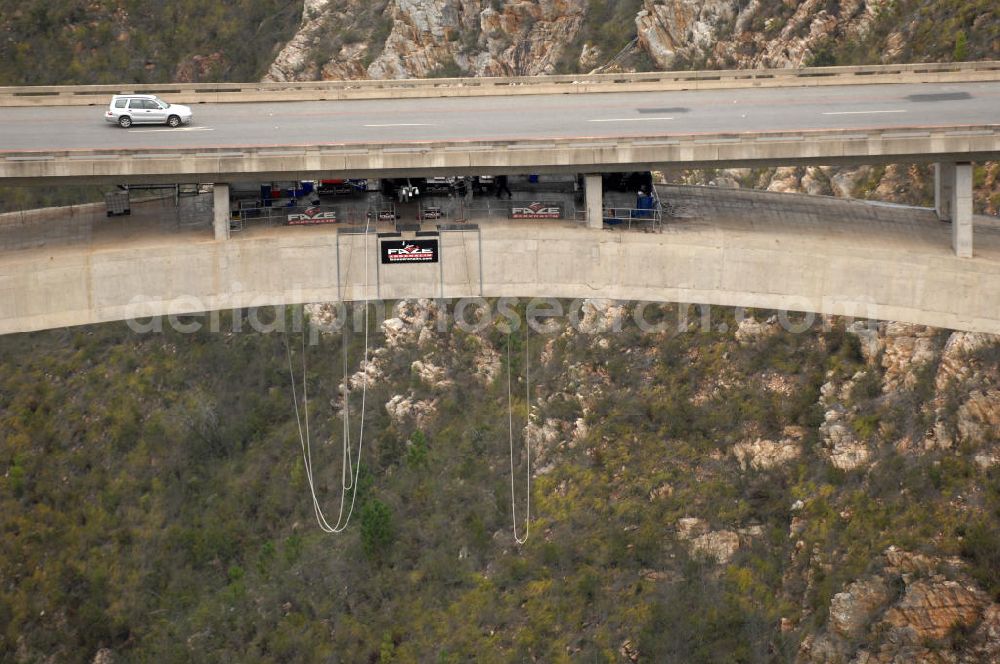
496 174 512 199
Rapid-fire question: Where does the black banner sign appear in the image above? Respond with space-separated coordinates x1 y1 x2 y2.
286 206 337 225
510 202 562 219
381 239 438 264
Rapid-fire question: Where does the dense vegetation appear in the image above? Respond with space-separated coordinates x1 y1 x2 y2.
553 0 653 74
0 0 301 85
1 302 997 662
805 0 999 65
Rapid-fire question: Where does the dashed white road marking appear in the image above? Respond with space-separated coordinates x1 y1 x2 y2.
127 126 215 133
821 110 907 115
364 123 436 127
589 117 674 122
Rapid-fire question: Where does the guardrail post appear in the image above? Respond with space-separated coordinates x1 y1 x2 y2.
213 183 230 241
585 174 602 229
953 163 973 258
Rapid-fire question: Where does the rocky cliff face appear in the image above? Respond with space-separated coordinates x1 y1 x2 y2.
267 0 588 81
268 0 998 81
636 0 891 70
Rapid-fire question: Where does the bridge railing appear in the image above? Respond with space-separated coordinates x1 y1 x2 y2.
232 202 378 231
602 206 662 231
231 201 670 232
462 200 581 222
2 61 999 107
0 193 212 252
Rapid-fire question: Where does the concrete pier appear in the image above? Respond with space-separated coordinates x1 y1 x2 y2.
213 183 230 241
585 174 602 229
935 163 973 258
953 163 973 258
935 162 955 222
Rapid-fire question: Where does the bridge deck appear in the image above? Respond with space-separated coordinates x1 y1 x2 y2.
1 186 998 334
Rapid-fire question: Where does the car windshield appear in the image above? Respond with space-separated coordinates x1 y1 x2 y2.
151 97 167 109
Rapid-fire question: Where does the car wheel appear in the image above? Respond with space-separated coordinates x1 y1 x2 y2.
118 116 132 128
167 115 181 128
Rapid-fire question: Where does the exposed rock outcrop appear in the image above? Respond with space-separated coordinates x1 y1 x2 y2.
690 529 740 564
882 578 987 642
637 0 889 71
828 576 894 639
820 407 870 471
957 389 1000 447
411 360 453 390
676 517 741 564
267 0 587 81
735 315 779 346
385 392 437 427
733 436 801 471
802 547 999 664
880 323 940 393
923 330 1000 451
635 0 735 69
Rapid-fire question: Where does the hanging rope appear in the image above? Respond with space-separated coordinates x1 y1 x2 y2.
507 321 531 544
285 215 372 533
340 324 353 491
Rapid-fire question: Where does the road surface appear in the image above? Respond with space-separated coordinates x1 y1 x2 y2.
0 81 997 153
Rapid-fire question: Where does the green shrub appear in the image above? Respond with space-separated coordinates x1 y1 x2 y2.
405 430 429 468
960 518 1000 600
360 499 394 560
953 30 968 61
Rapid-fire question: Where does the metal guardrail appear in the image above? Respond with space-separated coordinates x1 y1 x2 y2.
232 202 387 231
461 200 580 221
1 61 999 107
229 197 588 227
603 206 662 230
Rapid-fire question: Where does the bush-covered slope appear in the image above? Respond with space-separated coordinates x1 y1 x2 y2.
804 0 1000 66
0 0 301 85
1 301 998 662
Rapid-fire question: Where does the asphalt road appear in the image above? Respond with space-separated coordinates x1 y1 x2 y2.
0 81 998 152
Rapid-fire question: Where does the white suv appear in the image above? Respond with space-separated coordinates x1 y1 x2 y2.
105 94 193 128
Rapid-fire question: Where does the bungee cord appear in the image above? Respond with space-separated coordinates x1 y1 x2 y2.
286 213 530 542
285 216 372 533
507 322 531 544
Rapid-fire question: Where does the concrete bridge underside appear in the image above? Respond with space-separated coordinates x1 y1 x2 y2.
1 186 998 335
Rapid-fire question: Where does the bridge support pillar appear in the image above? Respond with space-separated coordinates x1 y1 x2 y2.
934 162 954 222
936 163 972 258
213 183 230 241
585 174 602 229
952 163 973 258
